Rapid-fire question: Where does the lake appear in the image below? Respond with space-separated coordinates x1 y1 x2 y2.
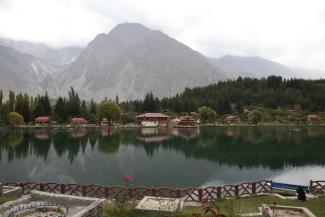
0 127 325 188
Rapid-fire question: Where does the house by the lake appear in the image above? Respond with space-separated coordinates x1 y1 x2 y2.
178 115 197 127
35 116 50 124
224 115 239 124
136 113 170 127
71 117 88 125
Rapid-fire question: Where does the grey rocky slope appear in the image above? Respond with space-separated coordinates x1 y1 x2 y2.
0 38 82 65
0 45 58 96
210 55 295 79
58 23 226 100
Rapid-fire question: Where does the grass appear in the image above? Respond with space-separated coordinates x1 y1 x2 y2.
0 196 10 205
216 195 325 217
103 195 325 217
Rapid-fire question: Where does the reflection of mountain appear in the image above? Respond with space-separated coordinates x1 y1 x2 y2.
1 127 325 169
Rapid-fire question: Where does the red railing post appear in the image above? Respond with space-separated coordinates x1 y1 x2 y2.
40 182 44 191
176 189 181 198
309 180 313 194
152 188 156 197
217 187 221 199
82 185 87 196
61 184 65 194
252 182 256 195
198 188 203 202
105 186 109 198
235 185 239 197
19 183 25 194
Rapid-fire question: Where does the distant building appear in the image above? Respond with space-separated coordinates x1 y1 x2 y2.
277 105 293 112
101 118 109 126
307 114 321 122
136 113 170 127
178 115 197 126
71 117 88 125
224 115 239 124
35 116 50 124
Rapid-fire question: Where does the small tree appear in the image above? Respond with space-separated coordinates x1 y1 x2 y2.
99 101 121 123
7 112 24 125
248 109 262 125
199 106 217 124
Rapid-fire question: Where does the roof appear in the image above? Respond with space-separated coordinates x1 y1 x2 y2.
72 117 87 122
224 115 239 121
137 113 170 118
35 116 50 122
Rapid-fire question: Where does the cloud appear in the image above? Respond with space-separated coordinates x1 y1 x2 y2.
1 0 325 73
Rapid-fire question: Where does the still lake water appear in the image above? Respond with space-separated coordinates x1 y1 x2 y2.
1 127 325 187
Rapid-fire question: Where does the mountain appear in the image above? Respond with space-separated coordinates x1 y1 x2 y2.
57 23 226 100
0 45 58 96
0 38 82 65
210 55 295 79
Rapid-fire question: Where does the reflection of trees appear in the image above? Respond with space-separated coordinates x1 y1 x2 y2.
97 132 121 154
1 127 325 169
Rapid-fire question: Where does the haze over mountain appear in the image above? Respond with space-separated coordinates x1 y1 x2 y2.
0 45 58 96
0 38 82 65
0 22 322 101
210 55 296 79
57 23 226 100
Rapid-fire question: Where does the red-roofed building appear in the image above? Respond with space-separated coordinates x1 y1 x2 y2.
136 113 170 127
35 116 50 124
178 115 197 126
71 117 88 125
224 115 239 124
307 114 321 122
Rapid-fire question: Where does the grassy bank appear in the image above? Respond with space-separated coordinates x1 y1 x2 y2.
103 195 325 217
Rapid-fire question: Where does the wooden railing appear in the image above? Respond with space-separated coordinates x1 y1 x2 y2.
4 180 272 202
309 180 325 195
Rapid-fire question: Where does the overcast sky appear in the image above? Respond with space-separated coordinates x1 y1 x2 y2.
1 0 325 73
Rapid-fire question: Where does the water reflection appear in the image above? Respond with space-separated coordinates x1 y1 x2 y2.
1 127 325 168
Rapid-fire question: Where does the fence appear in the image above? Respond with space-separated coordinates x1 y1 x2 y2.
309 180 325 195
4 180 272 202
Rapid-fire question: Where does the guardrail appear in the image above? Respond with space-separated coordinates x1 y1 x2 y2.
309 180 325 195
4 180 272 202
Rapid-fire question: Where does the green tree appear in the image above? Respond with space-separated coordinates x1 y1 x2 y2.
7 112 24 125
54 97 67 122
88 99 98 123
143 91 159 112
99 101 121 123
248 109 262 125
198 106 217 124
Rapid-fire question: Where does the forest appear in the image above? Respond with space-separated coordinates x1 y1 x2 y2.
0 76 325 125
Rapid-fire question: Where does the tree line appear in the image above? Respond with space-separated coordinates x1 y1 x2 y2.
0 76 324 125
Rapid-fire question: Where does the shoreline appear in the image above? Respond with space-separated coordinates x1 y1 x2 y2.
1 123 325 131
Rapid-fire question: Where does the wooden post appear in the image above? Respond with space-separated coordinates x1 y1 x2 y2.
61 184 65 194
105 186 109 198
82 185 87 196
176 189 181 198
235 185 239 197
198 188 203 202
152 188 156 197
40 183 44 191
309 180 313 194
217 187 221 199
19 183 24 194
270 180 273 193
252 182 256 195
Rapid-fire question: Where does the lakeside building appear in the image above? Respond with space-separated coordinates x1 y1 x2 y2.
136 113 170 127
307 114 321 122
35 116 50 124
178 115 197 126
71 117 88 125
224 115 239 124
